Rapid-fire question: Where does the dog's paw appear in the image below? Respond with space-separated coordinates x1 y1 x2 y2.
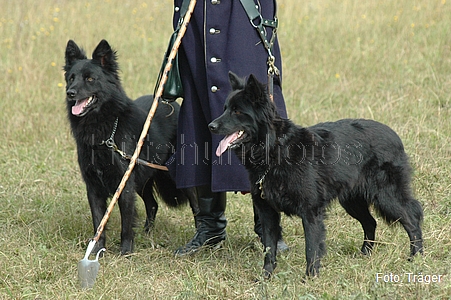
120 240 134 256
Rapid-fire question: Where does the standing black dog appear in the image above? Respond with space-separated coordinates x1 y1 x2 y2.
209 72 423 277
64 39 187 255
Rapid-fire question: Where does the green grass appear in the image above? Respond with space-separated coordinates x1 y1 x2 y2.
1 0 451 298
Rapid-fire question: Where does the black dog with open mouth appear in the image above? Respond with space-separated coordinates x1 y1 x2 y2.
64 39 187 255
209 72 423 278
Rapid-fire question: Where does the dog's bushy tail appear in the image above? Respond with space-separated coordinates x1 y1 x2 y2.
153 170 188 207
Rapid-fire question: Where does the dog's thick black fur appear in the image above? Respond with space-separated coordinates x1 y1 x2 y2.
209 72 423 277
64 39 187 255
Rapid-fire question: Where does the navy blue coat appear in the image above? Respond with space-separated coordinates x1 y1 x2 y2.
167 0 287 192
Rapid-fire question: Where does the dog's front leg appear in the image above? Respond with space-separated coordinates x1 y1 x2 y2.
86 188 108 254
301 210 326 277
118 185 137 255
253 195 281 279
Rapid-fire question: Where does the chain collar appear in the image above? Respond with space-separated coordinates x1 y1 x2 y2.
101 117 119 148
98 117 169 171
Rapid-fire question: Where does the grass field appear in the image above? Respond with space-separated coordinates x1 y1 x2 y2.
1 0 451 298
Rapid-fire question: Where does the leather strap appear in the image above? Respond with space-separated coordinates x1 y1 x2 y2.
177 0 191 29
239 0 278 53
240 0 261 20
240 0 279 101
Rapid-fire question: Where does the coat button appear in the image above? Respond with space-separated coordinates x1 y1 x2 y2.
211 0 220 4
211 86 218 92
209 28 220 34
210 57 221 63
174 6 180 12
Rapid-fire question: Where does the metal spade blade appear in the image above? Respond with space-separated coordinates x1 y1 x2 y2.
78 240 105 289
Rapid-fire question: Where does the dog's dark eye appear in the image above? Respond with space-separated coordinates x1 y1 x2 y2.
230 106 241 115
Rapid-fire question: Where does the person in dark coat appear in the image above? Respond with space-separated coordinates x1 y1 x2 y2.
167 0 288 256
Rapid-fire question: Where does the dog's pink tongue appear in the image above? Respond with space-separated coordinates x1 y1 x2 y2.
71 98 88 115
216 132 239 157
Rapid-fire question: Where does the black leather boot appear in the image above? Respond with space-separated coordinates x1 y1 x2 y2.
175 185 227 256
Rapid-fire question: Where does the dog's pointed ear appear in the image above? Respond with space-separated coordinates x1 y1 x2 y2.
228 71 245 90
246 74 266 104
92 39 119 73
64 40 86 70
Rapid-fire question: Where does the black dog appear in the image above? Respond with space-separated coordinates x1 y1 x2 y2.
209 72 423 277
64 39 187 255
